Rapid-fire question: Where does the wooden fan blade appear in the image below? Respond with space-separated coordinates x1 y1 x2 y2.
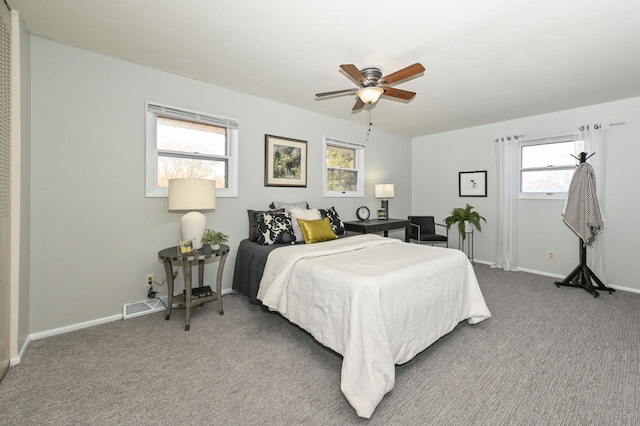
316 88 358 97
340 64 368 86
382 87 417 100
382 63 425 85
352 97 365 111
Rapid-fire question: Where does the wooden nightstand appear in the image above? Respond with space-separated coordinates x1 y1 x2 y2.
158 244 229 331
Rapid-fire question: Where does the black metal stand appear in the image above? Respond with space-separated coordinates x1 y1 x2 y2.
554 240 614 298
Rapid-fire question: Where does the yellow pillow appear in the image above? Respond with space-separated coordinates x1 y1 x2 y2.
297 217 338 244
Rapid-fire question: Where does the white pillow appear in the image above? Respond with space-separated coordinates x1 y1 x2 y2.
290 207 322 242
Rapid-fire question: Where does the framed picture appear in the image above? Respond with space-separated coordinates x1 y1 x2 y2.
459 170 487 197
265 134 307 187
179 239 195 254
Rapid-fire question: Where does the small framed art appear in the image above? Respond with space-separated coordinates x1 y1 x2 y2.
179 239 195 254
265 134 307 187
459 171 487 197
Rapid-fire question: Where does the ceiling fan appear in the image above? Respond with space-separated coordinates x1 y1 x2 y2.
315 63 425 111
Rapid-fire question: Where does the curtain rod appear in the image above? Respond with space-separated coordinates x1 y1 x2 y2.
516 121 626 143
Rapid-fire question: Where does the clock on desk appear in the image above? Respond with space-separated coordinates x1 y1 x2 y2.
356 206 370 221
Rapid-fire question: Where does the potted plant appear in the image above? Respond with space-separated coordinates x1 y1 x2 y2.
443 204 486 240
201 228 229 250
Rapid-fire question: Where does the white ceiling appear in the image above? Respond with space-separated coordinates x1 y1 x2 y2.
9 0 640 137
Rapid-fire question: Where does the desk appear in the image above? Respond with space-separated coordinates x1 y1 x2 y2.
343 218 410 242
158 244 229 331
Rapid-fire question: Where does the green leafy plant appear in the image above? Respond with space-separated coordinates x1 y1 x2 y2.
443 204 486 241
201 228 229 245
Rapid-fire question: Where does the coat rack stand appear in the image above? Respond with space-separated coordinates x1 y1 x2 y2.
554 152 615 298
554 240 614 297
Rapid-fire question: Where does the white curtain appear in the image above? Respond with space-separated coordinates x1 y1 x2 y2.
492 135 521 271
576 124 608 282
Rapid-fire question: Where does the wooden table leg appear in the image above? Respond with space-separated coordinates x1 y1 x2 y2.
198 259 204 287
215 251 227 315
163 260 174 320
183 260 192 331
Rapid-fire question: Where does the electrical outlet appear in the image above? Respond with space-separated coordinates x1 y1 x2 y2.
548 251 556 261
145 273 154 287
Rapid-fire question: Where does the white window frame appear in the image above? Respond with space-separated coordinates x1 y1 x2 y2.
519 134 582 200
145 101 238 198
323 136 365 197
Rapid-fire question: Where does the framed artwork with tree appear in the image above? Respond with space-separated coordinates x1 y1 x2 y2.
264 134 307 187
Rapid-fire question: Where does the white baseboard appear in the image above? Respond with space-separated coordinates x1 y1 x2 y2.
476 259 635 294
608 284 640 295
29 313 123 342
513 266 566 280
25 288 235 344
9 335 31 366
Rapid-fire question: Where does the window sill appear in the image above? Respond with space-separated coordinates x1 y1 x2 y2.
519 192 566 200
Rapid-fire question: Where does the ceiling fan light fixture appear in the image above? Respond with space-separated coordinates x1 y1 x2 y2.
357 87 384 104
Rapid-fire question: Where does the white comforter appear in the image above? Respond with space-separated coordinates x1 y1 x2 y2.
257 234 491 418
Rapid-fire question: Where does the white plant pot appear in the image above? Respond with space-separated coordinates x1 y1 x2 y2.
210 244 220 251
464 220 473 233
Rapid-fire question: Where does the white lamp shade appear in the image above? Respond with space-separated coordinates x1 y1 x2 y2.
357 86 384 104
168 178 216 249
375 184 395 199
168 178 216 211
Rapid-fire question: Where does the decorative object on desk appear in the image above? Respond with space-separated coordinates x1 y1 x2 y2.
265 135 307 187
168 178 216 250
377 208 387 220
356 206 370 221
459 170 487 197
201 228 229 251
443 204 486 241
179 239 195 254
375 184 394 219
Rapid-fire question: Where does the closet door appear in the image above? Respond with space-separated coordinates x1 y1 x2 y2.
0 1 11 381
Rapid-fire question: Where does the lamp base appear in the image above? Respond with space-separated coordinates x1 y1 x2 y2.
180 211 207 249
380 200 389 219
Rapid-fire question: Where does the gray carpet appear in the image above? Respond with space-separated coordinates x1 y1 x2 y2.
1 265 639 425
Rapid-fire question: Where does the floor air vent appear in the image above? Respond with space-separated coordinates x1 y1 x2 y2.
123 297 169 320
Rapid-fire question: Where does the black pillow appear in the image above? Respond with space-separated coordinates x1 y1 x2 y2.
256 211 296 245
247 208 284 242
319 206 345 235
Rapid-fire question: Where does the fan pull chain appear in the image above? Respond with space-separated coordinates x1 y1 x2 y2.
366 109 373 141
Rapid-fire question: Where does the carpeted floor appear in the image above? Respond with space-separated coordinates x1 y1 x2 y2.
1 264 639 425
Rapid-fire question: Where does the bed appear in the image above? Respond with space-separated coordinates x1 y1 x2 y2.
233 234 491 418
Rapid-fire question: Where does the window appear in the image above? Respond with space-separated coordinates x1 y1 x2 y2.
519 135 583 199
146 102 238 197
323 137 365 197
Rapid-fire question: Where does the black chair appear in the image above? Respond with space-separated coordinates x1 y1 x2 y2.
408 216 449 248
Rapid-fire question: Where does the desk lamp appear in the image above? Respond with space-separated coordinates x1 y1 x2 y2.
375 184 395 219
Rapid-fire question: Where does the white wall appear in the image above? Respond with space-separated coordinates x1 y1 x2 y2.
412 97 640 291
29 37 412 333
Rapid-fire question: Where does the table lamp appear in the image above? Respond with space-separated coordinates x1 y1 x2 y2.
375 184 395 219
168 178 216 250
